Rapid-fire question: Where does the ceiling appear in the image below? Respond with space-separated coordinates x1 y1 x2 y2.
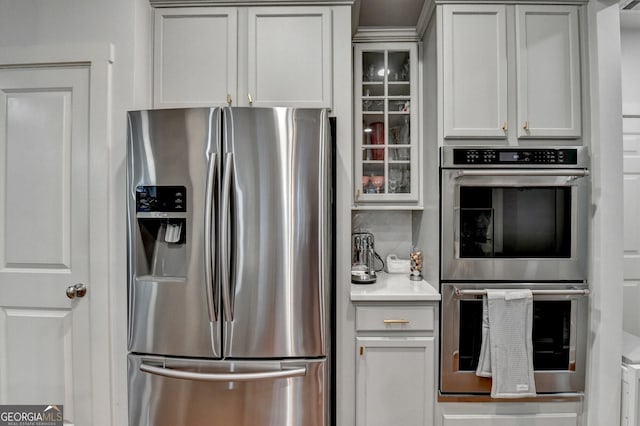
357 0 428 28
355 0 640 31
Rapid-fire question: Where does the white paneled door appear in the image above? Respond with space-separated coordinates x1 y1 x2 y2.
0 63 95 425
623 117 640 335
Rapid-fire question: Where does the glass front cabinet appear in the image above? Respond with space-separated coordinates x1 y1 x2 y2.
354 43 421 208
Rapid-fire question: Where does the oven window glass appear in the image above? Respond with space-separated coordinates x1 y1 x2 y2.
459 187 571 258
458 299 571 371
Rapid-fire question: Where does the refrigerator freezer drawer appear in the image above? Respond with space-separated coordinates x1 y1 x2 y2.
128 355 327 426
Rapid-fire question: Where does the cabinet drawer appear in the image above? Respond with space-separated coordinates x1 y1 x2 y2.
356 305 434 332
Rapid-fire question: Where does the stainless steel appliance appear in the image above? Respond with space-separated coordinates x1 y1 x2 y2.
351 232 383 284
439 147 591 398
440 282 589 396
126 107 332 426
441 146 590 282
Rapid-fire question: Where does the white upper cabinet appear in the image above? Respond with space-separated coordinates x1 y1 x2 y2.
153 6 332 109
154 8 238 108
247 7 332 108
516 5 581 138
442 4 508 139
353 43 422 209
439 3 583 144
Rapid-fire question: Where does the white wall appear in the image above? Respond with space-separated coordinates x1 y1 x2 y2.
585 1 624 425
0 1 153 424
352 211 414 263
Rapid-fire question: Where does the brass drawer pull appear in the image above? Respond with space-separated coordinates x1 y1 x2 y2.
383 319 410 324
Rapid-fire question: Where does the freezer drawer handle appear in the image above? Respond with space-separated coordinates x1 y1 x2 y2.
139 363 307 382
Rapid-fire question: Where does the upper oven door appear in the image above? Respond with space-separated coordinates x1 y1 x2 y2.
441 169 589 281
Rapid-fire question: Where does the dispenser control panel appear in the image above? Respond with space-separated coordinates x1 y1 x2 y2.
136 186 186 212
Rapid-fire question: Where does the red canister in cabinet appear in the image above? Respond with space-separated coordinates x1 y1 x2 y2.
370 122 384 160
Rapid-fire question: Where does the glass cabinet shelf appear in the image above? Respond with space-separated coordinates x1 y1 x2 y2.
354 42 420 208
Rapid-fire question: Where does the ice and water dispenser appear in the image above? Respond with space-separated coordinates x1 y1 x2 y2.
134 186 187 279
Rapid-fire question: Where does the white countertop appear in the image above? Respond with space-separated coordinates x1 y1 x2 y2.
350 272 441 302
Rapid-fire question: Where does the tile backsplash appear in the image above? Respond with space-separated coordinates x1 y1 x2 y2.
351 211 414 265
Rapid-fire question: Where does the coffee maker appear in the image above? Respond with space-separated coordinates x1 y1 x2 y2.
351 232 382 284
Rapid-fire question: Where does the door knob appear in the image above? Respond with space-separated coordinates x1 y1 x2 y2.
66 283 87 299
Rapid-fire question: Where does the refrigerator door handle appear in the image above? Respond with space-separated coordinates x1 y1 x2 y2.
139 363 307 382
220 152 234 321
204 152 217 322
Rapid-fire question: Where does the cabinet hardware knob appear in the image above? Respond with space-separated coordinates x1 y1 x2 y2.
360 346 364 355
66 283 87 299
523 121 529 131
502 122 508 132
383 319 410 324
247 93 253 105
226 94 232 106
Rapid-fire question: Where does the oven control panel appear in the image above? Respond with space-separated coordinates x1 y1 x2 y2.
452 148 578 165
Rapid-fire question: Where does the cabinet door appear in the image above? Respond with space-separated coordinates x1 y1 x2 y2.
515 5 581 138
247 7 332 108
154 7 237 108
356 337 434 426
442 4 508 139
442 413 578 426
354 43 420 208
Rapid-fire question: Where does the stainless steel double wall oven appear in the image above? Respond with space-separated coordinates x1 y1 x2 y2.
439 146 590 397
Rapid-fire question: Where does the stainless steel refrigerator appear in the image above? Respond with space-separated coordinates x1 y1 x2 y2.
126 107 332 426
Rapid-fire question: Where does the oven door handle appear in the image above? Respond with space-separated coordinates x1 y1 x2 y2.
454 169 589 178
454 288 590 297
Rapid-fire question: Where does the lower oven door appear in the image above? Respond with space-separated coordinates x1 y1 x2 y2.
440 282 588 395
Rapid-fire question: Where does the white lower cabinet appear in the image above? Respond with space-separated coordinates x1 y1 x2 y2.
356 337 434 426
354 303 436 426
441 414 578 426
621 363 640 426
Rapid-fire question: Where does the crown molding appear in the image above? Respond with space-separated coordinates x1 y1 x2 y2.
151 0 354 7
416 0 435 38
352 27 421 43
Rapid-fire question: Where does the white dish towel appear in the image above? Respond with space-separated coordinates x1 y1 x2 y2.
475 289 536 398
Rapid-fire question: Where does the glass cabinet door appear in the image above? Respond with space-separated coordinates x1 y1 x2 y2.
355 43 420 207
